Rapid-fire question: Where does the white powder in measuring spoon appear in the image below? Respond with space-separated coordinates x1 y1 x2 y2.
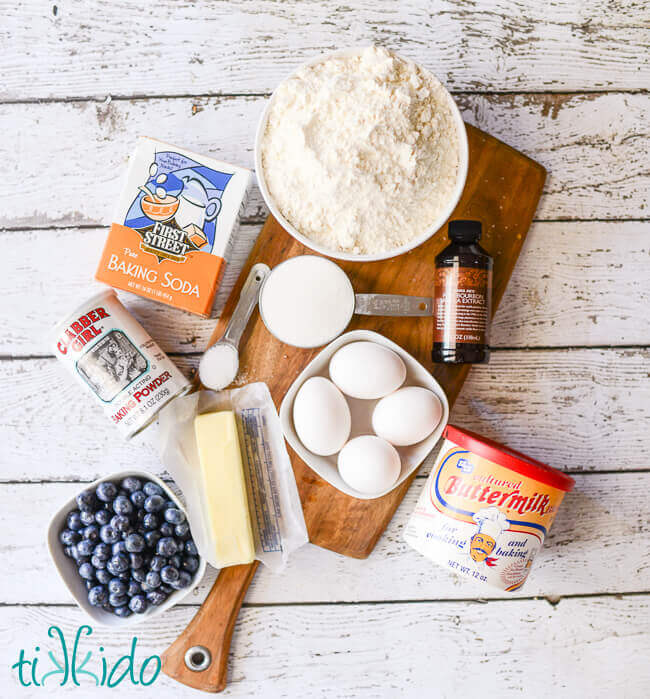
259 256 355 348
260 46 460 255
199 342 240 391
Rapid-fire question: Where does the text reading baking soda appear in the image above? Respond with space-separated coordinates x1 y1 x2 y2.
51 288 190 439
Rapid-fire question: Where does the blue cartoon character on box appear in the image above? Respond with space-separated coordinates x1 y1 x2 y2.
124 150 234 261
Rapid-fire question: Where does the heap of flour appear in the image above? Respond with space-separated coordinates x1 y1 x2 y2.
260 47 461 255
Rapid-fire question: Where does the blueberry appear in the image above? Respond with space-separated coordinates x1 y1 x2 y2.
67 511 84 531
125 533 145 553
159 583 174 595
76 539 94 557
184 540 198 556
142 513 158 530
107 553 129 576
145 571 161 589
157 537 178 557
129 595 147 614
131 568 146 583
169 554 183 569
60 529 79 546
63 545 75 559
99 525 120 544
182 556 200 574
121 477 142 493
127 580 142 597
130 491 146 508
109 592 129 608
79 562 95 580
80 510 96 526
113 495 133 517
85 580 95 590
159 522 174 537
88 585 108 607
171 571 193 590
149 555 166 572
96 482 118 503
112 541 127 555
144 495 165 513
93 542 111 560
129 553 144 570
143 482 163 497
160 565 179 585
90 554 107 570
108 577 126 595
164 508 185 525
96 568 112 585
113 605 132 618
82 524 100 542
146 590 167 606
76 490 95 512
174 522 190 539
144 531 162 549
95 509 111 526
110 515 132 534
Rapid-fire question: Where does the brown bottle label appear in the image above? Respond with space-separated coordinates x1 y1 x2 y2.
434 266 491 345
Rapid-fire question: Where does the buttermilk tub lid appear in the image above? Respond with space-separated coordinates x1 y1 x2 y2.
443 424 575 493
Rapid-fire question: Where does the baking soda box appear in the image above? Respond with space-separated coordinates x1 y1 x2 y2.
96 137 252 316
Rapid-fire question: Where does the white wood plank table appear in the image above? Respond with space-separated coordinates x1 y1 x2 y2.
1 1 649 696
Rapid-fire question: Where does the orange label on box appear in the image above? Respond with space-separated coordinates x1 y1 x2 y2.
96 223 224 317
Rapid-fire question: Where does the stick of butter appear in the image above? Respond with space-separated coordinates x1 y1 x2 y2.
194 411 256 567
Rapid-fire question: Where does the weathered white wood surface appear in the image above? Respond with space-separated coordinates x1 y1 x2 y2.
2 347 649 481
1 597 648 698
1 92 648 229
2 472 648 606
3 0 649 695
3 0 649 99
1 221 648 356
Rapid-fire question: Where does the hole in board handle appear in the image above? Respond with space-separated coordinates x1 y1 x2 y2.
185 645 212 672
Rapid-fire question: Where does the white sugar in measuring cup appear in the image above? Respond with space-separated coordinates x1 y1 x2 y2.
199 263 271 390
259 255 432 348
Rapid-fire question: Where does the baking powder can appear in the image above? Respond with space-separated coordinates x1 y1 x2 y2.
51 288 191 439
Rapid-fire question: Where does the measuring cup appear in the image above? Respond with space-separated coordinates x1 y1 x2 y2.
258 255 432 348
198 263 271 390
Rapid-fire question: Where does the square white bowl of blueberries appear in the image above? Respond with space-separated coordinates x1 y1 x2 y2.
48 471 206 626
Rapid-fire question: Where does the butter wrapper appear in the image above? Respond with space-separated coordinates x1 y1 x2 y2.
158 384 309 572
96 137 251 317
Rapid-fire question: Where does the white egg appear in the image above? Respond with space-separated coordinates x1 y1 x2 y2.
329 342 406 399
338 435 401 495
293 377 351 456
372 386 443 446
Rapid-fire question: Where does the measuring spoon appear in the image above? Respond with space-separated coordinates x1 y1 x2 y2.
199 263 271 390
259 255 432 348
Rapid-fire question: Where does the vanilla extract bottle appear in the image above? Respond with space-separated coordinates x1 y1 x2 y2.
432 220 492 364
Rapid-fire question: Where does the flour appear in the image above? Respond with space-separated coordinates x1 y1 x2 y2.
260 47 461 255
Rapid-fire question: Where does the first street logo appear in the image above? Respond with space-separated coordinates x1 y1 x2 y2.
11 625 160 689
137 220 199 263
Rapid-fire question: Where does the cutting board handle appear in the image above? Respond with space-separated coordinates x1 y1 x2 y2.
161 561 259 693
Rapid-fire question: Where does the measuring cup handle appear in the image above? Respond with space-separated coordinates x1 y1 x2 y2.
222 263 270 347
354 294 433 316
161 561 259 692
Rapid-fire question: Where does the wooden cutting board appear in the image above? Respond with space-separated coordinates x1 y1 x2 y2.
162 123 546 691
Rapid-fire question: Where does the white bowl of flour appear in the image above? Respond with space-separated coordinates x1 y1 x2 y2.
255 47 468 262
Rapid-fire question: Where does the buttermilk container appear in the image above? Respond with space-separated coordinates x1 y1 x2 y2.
404 425 574 592
51 288 191 439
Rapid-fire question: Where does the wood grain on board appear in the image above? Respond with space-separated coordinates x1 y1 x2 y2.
2 93 648 229
208 123 545 558
3 0 649 100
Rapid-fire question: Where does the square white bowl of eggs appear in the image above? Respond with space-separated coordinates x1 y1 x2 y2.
280 330 449 499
